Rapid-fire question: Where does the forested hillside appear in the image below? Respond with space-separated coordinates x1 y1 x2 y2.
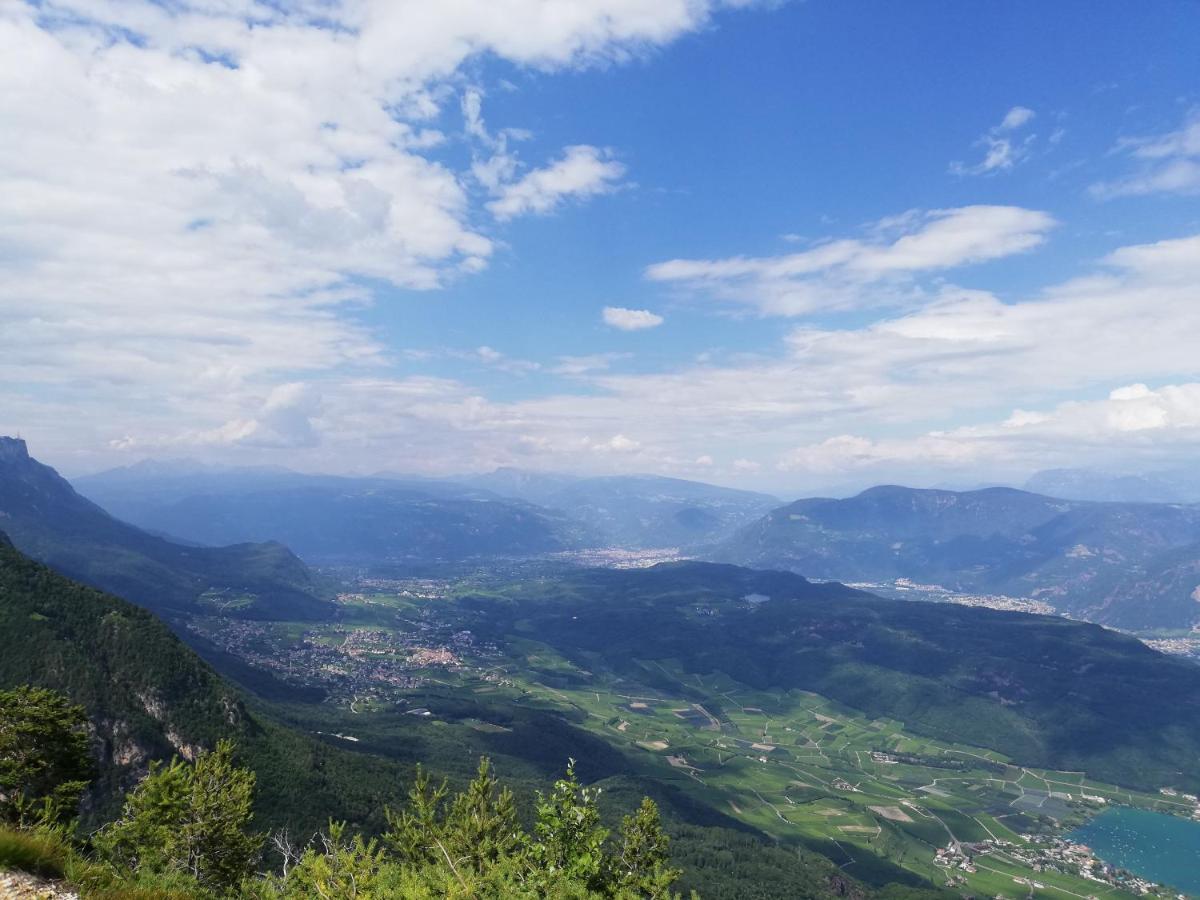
461 562 1200 792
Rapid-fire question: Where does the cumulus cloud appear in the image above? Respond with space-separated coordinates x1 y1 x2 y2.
591 433 641 453
775 381 1200 480
949 106 1037 176
1091 110 1200 198
602 307 665 330
113 382 324 450
645 206 1056 316
778 433 984 473
1 0 745 464
487 145 625 220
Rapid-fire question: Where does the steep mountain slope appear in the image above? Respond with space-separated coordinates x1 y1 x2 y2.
716 485 1200 628
0 438 329 619
467 561 1200 792
461 469 780 548
0 532 401 828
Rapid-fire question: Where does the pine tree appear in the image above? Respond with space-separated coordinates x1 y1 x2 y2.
384 757 525 877
530 759 610 893
0 685 92 827
615 798 681 898
94 739 262 891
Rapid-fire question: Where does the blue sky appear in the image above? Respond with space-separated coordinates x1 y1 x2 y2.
3 0 1200 492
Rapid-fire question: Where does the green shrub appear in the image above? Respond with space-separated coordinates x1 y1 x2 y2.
0 686 93 827
93 740 262 893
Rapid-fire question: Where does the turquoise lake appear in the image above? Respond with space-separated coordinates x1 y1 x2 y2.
1066 806 1200 895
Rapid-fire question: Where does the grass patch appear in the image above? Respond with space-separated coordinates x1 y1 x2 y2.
0 826 69 879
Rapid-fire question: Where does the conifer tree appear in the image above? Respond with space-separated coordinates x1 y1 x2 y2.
0 685 92 827
615 798 680 898
530 759 609 893
95 739 262 891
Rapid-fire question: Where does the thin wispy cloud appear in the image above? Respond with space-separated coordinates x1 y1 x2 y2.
487 145 625 220
949 106 1037 175
1090 110 1200 198
645 206 1056 316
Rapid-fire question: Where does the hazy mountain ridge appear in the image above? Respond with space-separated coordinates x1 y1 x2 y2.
75 467 595 564
74 462 778 558
0 437 331 620
438 468 780 549
1025 467 1200 504
716 484 1200 628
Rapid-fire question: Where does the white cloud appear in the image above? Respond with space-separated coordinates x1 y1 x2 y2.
116 381 324 450
602 307 665 330
487 145 625 220
645 206 1056 316
592 433 641 453
467 346 541 374
552 353 628 376
1000 106 1035 130
66 225 1200 487
778 434 984 473
775 381 1200 479
1 0 748 465
950 106 1037 176
1091 110 1200 197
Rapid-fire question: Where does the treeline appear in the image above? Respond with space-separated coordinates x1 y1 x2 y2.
0 686 686 899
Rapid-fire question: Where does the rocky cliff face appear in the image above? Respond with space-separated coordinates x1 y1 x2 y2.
0 436 29 463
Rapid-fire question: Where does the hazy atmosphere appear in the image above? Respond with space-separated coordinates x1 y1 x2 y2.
5 1 1199 492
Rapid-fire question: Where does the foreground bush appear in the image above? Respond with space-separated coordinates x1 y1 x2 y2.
0 686 687 897
93 740 262 893
257 759 683 899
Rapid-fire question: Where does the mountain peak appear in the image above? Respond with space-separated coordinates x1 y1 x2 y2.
0 436 30 463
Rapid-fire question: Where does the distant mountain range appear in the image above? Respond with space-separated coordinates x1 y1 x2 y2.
717 484 1200 629
73 462 778 558
1024 467 1200 504
0 437 330 620
457 468 779 549
73 467 590 565
45 448 1200 629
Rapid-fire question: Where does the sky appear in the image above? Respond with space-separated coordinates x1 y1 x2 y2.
3 0 1200 494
